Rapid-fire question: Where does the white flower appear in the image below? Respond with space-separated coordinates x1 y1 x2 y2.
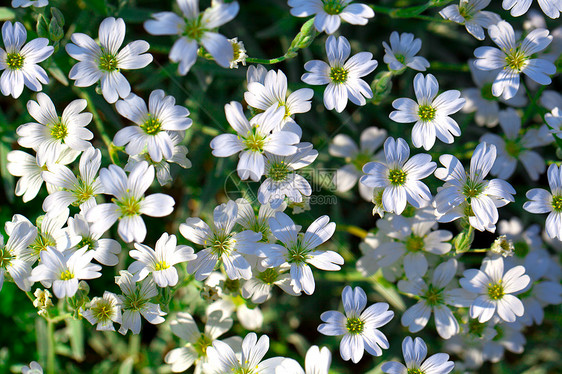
381 336 455 374
524 164 562 240
302 35 377 112
228 37 247 69
258 142 318 208
389 73 465 150
503 0 562 18
288 0 374 34
244 68 313 133
124 131 192 186
12 0 48 7
41 147 103 215
17 93 93 159
434 142 516 232
329 127 387 201
210 101 299 181
85 161 175 243
30 246 102 298
66 214 121 266
0 21 53 98
144 0 239 75
399 259 466 339
545 107 562 137
165 310 237 373
179 200 262 281
318 286 394 363
460 256 530 322
206 281 265 330
21 361 43 374
82 291 122 331
115 270 166 335
0 220 37 292
205 332 286 374
128 232 196 287
480 108 551 181
265 212 343 295
236 198 286 242
7 147 79 203
242 264 301 304
66 17 152 103
439 0 502 40
114 90 192 162
360 137 436 215
382 31 429 71
277 345 332 374
462 59 527 128
474 20 555 100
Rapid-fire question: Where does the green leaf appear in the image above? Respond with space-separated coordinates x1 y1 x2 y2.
36 14 49 39
50 7 65 27
67 319 84 362
47 64 69 86
0 7 16 21
118 357 134 374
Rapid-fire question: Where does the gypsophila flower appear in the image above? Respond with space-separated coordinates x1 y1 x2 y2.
265 212 343 295
210 101 299 181
318 286 394 363
302 35 377 112
0 21 53 98
228 37 247 68
115 270 166 335
382 31 429 72
41 147 103 215
66 214 121 266
360 137 436 215
21 361 43 374
17 93 93 159
32 289 53 316
0 220 36 292
205 332 287 373
545 107 562 137
288 0 374 34
389 73 465 150
474 20 555 100
179 200 262 281
128 232 196 287
524 163 562 240
85 161 175 243
66 17 152 103
236 198 286 242
434 142 516 232
144 0 239 75
480 108 552 181
82 291 122 331
277 345 332 374
460 256 530 322
30 246 102 298
440 0 502 40
114 90 192 163
503 0 562 18
381 336 455 374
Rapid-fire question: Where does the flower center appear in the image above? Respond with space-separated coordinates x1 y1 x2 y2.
504 48 528 72
408 369 425 374
422 284 443 306
77 237 96 251
322 0 346 14
0 247 13 269
60 270 74 281
351 152 371 171
513 241 529 258
184 16 207 40
141 114 162 135
463 178 483 199
505 140 521 158
388 169 407 186
98 53 119 72
92 300 114 322
287 238 309 264
208 232 235 256
418 104 436 121
257 268 279 285
243 128 266 152
345 317 365 334
71 178 96 205
6 53 24 70
468 317 486 336
405 234 424 252
458 2 475 20
114 196 142 217
154 261 169 271
268 161 291 182
30 233 57 258
394 53 406 65
487 282 504 300
480 83 496 101
193 333 213 356
50 121 68 140
552 195 562 212
330 66 348 84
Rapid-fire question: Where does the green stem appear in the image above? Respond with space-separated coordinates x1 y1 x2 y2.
245 55 292 65
337 224 368 239
46 320 56 374
429 61 470 72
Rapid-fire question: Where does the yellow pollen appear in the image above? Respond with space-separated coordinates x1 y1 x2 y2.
330 66 348 84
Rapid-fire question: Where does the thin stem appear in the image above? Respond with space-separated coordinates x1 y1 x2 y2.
429 61 470 72
46 320 56 374
337 224 368 239
246 55 292 65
